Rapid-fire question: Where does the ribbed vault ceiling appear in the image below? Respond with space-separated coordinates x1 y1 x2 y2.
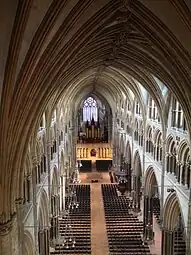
0 0 191 223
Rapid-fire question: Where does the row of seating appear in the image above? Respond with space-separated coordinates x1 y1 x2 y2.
152 197 186 254
102 184 151 255
152 197 161 225
173 230 186 255
51 185 91 255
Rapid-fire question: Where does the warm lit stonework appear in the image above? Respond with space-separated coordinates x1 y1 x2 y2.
0 1 191 255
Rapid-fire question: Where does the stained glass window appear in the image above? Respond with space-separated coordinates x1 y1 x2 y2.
83 97 98 121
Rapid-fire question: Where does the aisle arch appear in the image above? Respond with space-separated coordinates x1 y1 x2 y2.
144 166 160 197
133 150 142 176
163 192 185 231
23 231 35 255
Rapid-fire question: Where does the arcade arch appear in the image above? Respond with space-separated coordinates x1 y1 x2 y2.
163 192 186 255
37 189 49 255
50 168 60 243
23 231 35 255
144 167 161 228
132 151 142 212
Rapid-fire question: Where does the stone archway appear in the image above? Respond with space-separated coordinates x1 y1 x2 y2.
143 167 160 242
23 231 35 255
162 192 186 255
50 168 60 243
37 188 49 255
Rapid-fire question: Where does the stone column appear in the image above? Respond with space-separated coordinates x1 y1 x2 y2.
186 188 191 255
161 228 174 255
184 164 188 189
143 195 148 238
132 175 136 209
60 175 65 213
153 144 156 160
179 164 183 185
15 198 24 255
47 140 52 236
45 227 50 255
160 138 167 227
176 162 180 183
172 155 175 175
127 164 132 192
70 125 76 168
142 127 146 191
143 196 153 242
0 216 19 255
136 176 141 211
38 229 45 255
32 162 39 254
27 174 32 202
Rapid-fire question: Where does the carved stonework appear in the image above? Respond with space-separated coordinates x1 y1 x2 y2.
104 57 115 67
15 198 24 206
116 9 132 24
120 0 132 11
0 213 16 236
116 31 129 47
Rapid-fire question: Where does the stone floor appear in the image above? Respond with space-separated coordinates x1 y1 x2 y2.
81 172 110 255
137 199 161 255
91 183 110 255
149 217 161 255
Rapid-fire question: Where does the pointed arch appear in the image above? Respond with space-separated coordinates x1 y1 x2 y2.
23 231 35 255
166 134 175 153
37 188 49 229
51 166 59 196
125 141 131 164
133 150 142 176
163 192 185 231
144 166 160 197
177 139 190 162
153 128 161 144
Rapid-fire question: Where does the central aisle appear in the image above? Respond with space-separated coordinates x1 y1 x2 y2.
91 182 110 255
80 172 111 254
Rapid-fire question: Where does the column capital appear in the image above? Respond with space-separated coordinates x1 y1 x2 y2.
15 198 24 206
32 156 38 166
47 140 52 146
27 174 32 181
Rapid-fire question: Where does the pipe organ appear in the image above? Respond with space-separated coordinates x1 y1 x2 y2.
78 117 108 143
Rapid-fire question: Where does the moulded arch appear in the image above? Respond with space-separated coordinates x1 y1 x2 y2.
37 188 49 229
51 166 59 195
133 150 142 176
163 192 185 231
147 126 152 140
166 134 175 153
145 125 152 139
119 134 125 155
153 128 162 145
23 230 35 255
177 139 190 162
35 141 42 162
25 153 33 176
60 150 66 175
144 166 160 198
125 141 132 164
